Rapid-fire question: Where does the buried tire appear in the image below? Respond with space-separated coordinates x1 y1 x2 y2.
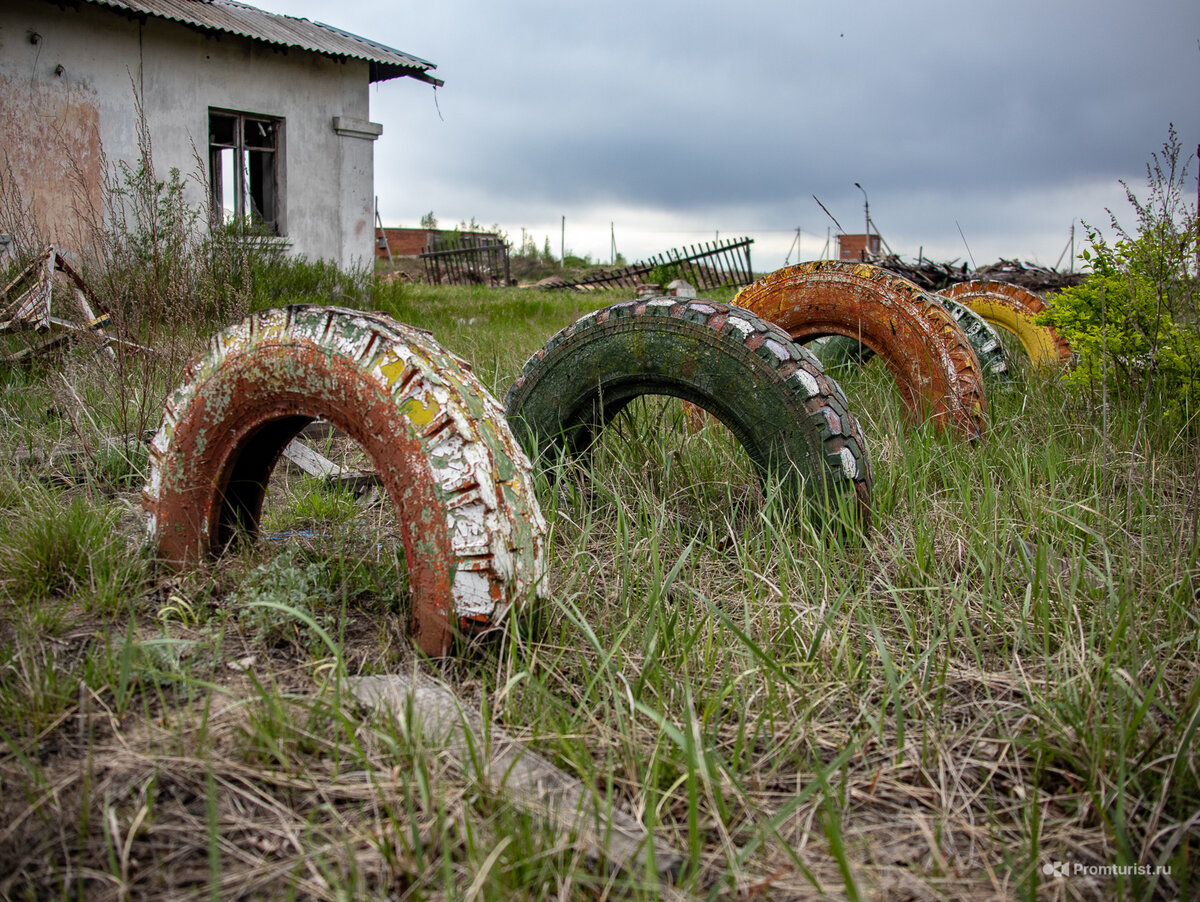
145 305 546 657
811 296 1011 381
735 261 988 440
808 298 1009 380
940 280 1072 369
504 297 872 531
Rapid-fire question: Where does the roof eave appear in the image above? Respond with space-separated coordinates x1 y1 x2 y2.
371 62 444 87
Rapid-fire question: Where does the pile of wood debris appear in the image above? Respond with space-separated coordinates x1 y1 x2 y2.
864 253 1085 295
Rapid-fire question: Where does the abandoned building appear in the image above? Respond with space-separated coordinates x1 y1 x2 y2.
1 0 440 269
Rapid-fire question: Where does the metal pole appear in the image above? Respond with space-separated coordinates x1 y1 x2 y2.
561 215 565 268
854 182 869 258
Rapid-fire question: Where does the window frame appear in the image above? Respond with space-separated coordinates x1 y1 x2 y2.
209 108 283 235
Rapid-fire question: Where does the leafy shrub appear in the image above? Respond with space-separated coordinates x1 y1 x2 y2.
229 554 334 649
1041 126 1199 427
648 262 681 286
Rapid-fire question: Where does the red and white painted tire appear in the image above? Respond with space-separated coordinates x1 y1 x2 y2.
144 305 546 656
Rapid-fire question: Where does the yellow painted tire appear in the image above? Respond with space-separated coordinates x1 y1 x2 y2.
939 281 1072 369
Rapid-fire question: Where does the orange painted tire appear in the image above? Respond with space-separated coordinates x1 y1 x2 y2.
939 280 1072 368
735 261 987 440
144 306 546 657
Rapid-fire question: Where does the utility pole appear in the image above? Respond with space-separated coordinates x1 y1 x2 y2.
611 222 616 265
560 215 565 268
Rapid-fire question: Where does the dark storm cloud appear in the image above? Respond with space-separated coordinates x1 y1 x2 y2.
254 0 1198 266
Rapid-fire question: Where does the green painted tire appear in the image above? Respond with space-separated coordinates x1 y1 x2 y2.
504 297 872 531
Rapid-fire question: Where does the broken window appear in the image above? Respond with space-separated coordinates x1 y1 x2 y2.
209 110 281 234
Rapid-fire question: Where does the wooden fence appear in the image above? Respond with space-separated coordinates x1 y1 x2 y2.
420 235 754 291
420 239 511 286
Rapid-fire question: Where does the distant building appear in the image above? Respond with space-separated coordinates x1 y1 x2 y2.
376 227 504 259
2 0 440 269
836 233 882 261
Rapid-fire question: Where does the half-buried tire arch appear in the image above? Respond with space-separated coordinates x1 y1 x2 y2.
734 261 987 440
939 280 1073 368
504 297 872 532
144 305 546 657
940 296 1010 380
811 293 1012 382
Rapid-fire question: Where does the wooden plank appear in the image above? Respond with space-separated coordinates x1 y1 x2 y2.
281 436 381 494
0 247 53 330
298 419 340 440
351 672 686 882
280 439 342 478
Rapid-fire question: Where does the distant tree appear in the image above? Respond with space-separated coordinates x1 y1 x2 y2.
419 211 438 229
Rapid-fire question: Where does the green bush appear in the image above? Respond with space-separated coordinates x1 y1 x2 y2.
1041 126 1199 427
246 253 370 310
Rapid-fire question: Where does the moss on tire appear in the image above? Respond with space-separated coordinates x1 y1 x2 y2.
504 297 872 531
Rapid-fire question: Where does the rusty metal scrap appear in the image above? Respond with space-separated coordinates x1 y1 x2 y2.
861 251 1084 295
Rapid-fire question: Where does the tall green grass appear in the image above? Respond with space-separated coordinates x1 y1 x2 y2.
0 282 1195 899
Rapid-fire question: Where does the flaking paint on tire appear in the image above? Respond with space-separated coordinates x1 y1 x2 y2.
144 305 546 657
735 261 988 440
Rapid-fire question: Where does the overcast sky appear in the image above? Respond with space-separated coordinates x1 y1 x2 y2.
255 0 1197 273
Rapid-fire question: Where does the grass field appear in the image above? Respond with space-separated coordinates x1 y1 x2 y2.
0 280 1197 900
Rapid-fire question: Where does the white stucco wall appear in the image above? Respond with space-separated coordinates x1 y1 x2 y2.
1 0 382 270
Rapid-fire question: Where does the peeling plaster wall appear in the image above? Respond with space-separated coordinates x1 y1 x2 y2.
1 0 379 270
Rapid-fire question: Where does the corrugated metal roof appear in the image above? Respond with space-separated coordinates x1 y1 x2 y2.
80 0 442 85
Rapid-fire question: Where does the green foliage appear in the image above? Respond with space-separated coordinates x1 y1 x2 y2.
419 210 438 229
246 253 371 310
228 553 334 649
1041 125 1200 426
93 155 259 331
433 227 462 251
0 490 148 612
648 262 681 286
